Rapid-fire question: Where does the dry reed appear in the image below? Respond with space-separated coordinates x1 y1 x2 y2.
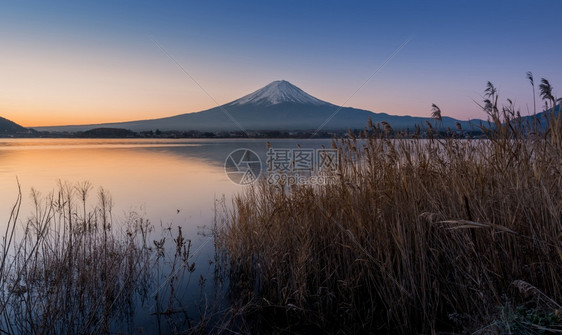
0 181 154 334
217 84 562 333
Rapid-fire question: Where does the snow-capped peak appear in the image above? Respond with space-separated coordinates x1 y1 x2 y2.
229 80 330 106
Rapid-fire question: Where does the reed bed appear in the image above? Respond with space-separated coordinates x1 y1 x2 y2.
0 185 224 334
217 93 562 333
0 181 155 334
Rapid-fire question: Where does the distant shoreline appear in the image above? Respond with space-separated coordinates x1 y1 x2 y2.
1 127 484 139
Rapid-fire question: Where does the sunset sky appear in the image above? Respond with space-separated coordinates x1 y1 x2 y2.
1 0 561 127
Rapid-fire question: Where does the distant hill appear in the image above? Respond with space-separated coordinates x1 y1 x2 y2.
34 80 483 133
0 116 31 135
519 105 560 129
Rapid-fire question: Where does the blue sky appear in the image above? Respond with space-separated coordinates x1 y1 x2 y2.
1 0 561 126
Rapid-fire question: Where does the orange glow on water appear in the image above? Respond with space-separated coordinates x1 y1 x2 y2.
0 139 239 230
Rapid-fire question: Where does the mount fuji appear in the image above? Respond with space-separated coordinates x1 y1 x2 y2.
229 80 328 106
35 80 477 132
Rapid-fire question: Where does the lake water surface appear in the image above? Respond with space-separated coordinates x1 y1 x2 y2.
0 137 334 332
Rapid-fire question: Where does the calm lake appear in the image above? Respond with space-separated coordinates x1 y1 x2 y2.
0 137 334 332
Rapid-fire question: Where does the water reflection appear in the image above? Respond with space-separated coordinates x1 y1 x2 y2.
0 138 334 333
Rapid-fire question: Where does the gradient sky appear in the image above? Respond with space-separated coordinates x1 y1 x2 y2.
1 0 561 127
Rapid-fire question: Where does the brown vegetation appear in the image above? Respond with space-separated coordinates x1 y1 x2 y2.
217 82 562 333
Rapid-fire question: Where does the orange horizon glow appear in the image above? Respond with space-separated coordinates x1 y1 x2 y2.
7 109 202 128
4 97 482 128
